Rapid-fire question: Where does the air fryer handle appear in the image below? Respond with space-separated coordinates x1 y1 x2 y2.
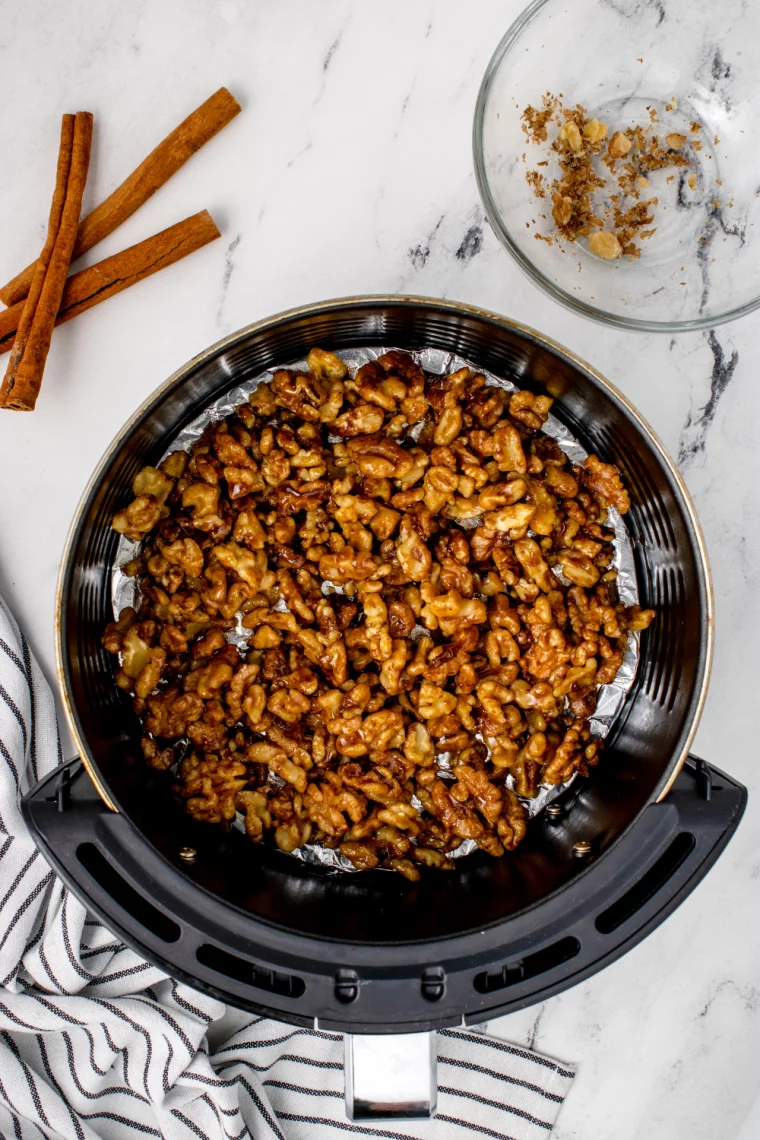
344 1032 437 1121
21 753 747 1046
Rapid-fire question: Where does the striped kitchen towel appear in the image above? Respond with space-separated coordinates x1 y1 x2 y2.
0 591 576 1140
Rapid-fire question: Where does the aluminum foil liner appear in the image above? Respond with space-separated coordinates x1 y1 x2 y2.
112 346 641 872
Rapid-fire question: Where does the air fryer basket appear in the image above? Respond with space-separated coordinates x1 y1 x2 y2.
23 297 744 1038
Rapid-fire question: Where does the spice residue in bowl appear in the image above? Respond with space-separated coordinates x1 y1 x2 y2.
521 95 693 260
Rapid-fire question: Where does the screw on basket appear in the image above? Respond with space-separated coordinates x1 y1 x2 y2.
572 840 593 858
179 847 197 864
546 803 564 819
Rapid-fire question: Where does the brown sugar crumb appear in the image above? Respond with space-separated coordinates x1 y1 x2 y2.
690 121 701 134
526 170 546 198
687 172 697 191
521 94 558 143
520 95 694 260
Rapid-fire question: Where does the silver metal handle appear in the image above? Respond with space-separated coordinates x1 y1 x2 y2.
344 1032 437 1121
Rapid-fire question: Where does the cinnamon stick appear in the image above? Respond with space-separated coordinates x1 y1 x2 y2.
0 211 221 357
0 112 93 411
0 88 240 307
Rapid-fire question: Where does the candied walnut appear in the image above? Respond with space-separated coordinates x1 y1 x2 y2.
608 130 633 159
370 506 401 540
542 726 584 784
141 737 174 771
333 403 385 437
267 748 309 793
134 647 166 699
417 681 457 720
403 721 435 767
213 430 255 469
272 369 325 421
414 847 454 870
102 607 136 655
276 481 331 515
233 510 267 550
133 466 173 504
340 841 380 870
112 493 166 541
396 516 432 582
544 466 579 498
120 624 157 679
588 231 622 260
306 774 367 837
583 118 608 144
485 503 536 536
178 752 247 823
163 538 204 578
422 591 486 638
236 791 272 841
492 425 527 473
509 391 553 431
161 451 188 478
478 478 528 512
559 120 582 151
307 347 347 380
347 435 414 480
212 542 264 591
275 818 313 852
466 385 505 428
626 606 655 631
319 549 379 583
267 688 311 724
182 483 225 535
428 779 482 840
559 551 600 588
499 789 528 850
582 455 630 514
423 465 459 513
388 857 420 881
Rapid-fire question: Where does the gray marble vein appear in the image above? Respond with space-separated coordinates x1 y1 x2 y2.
455 223 484 262
678 330 739 464
216 235 241 331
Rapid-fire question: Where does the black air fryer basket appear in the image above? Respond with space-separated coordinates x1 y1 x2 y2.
24 297 745 1045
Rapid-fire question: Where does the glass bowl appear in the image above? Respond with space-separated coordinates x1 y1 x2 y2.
473 0 760 332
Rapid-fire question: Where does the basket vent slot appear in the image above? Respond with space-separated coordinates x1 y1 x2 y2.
595 832 695 934
77 843 180 943
473 936 580 995
196 943 305 998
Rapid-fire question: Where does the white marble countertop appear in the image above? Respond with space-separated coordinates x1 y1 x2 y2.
0 2 758 1137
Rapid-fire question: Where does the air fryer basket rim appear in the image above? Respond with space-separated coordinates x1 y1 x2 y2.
54 292 713 851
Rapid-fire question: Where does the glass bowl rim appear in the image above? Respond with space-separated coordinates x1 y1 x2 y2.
472 0 760 333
